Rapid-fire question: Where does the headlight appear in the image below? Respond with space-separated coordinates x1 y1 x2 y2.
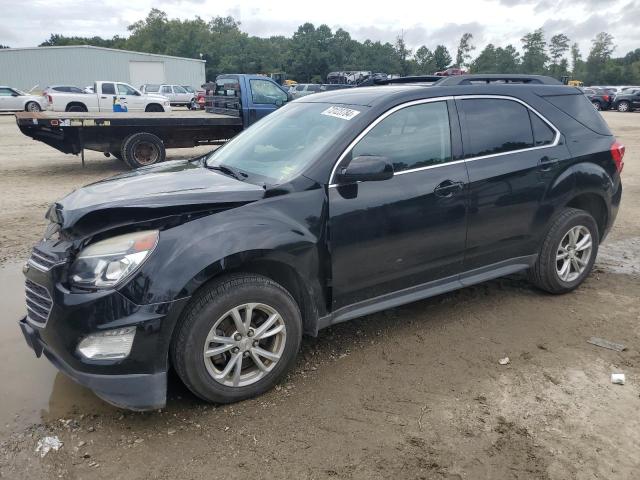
70 230 158 289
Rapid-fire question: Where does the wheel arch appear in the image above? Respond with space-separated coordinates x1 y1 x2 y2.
565 192 608 239
145 103 164 112
175 250 323 339
65 101 88 112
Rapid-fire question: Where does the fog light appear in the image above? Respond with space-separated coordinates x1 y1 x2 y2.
77 327 136 360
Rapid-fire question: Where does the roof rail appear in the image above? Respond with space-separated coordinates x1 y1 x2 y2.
355 75 442 87
433 74 563 86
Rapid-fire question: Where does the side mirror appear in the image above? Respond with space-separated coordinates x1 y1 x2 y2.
275 98 284 107
287 92 293 102
335 156 394 183
11 92 19 97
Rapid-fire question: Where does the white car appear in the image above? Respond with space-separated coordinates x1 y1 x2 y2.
46 81 171 113
0 86 47 112
157 84 195 107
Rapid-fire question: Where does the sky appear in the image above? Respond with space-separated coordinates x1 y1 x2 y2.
0 0 638 58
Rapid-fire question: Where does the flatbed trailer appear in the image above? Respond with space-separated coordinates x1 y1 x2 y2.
15 110 243 168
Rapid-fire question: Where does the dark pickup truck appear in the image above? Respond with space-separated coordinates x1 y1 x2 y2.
15 74 290 168
20 75 623 410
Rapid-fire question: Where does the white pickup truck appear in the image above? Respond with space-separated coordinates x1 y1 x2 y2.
46 81 172 113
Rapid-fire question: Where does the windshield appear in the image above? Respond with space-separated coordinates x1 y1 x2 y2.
206 102 365 184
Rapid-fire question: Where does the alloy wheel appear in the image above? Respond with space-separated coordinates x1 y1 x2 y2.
203 303 287 387
556 225 592 282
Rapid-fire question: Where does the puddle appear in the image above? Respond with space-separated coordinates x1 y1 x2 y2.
0 261 115 438
597 237 640 276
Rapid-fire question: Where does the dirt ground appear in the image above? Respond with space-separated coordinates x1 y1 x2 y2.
0 111 639 480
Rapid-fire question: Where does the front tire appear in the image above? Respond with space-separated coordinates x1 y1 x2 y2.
145 103 164 112
528 208 599 294
617 101 631 112
171 275 302 404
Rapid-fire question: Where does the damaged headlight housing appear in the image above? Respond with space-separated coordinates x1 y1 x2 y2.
69 230 159 289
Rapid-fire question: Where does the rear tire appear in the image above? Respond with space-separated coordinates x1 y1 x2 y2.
25 101 41 112
592 101 602 111
120 132 165 168
66 103 88 112
617 101 631 112
528 208 599 294
171 274 302 404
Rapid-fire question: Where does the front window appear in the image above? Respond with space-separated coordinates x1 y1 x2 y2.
173 86 187 94
249 79 287 105
206 103 366 184
117 83 138 96
351 101 451 172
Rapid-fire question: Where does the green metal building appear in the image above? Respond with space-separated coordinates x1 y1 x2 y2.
0 45 206 91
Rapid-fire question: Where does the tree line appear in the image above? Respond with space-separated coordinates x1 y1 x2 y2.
33 9 640 85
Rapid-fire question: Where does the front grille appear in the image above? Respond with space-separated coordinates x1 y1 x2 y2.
29 246 59 270
25 279 53 326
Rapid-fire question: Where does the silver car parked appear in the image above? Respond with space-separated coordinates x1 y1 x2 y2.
0 86 47 112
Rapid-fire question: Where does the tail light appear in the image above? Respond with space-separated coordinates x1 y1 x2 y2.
46 94 52 103
611 140 625 173
603 95 610 102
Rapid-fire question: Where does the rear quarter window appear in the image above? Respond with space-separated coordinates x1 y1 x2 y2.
541 93 611 135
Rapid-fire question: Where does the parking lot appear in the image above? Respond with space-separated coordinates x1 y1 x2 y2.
0 111 639 479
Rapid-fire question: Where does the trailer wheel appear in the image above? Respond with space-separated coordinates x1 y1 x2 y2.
121 132 165 169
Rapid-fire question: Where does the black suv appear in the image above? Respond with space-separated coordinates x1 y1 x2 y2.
20 75 624 410
612 88 640 112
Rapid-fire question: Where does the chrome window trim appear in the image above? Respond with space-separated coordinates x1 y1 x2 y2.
328 94 561 187
328 96 454 186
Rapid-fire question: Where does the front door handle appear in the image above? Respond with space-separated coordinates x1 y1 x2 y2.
434 180 464 198
539 156 559 172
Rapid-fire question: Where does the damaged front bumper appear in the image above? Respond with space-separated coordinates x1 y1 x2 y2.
20 318 167 410
19 250 190 410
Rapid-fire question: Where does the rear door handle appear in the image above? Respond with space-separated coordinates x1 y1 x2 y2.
434 180 464 198
539 156 559 172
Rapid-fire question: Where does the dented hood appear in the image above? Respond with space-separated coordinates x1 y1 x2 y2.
52 159 265 230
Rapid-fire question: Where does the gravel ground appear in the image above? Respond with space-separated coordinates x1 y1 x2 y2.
0 111 639 480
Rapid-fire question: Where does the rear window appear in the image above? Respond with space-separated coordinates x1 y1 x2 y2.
541 93 611 135
462 98 534 157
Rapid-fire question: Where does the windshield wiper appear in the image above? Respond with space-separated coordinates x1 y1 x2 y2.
207 164 247 180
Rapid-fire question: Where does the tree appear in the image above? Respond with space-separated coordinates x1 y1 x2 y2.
548 33 570 77
433 45 452 71
414 46 436 74
0 45 10 49
520 28 548 74
585 32 615 84
394 35 412 76
455 33 475 68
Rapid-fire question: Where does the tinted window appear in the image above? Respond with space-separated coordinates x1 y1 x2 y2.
307 85 321 92
214 79 239 97
462 99 533 157
249 79 287 105
69 87 84 93
0 87 14 96
352 101 451 172
542 93 611 135
529 111 555 146
101 83 115 95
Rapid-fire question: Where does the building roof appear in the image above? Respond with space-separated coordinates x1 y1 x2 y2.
0 45 205 63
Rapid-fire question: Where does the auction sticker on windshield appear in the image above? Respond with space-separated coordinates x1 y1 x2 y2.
321 106 360 120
